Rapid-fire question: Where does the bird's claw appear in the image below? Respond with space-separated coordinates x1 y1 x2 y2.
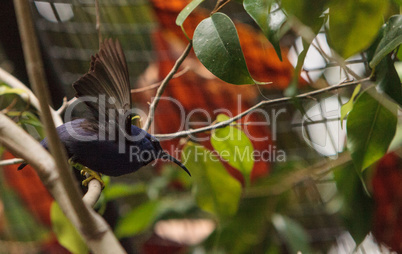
68 159 104 188
80 167 104 189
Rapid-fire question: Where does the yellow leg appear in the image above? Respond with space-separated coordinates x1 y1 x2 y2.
80 167 104 188
68 159 104 188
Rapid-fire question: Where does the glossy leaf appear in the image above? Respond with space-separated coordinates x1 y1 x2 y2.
183 143 242 219
375 54 402 106
193 13 254 85
272 214 313 254
51 202 88 254
346 86 397 171
281 0 327 31
211 114 254 186
176 0 204 27
284 41 308 97
243 0 286 60
333 162 373 245
370 15 402 68
115 200 160 238
340 84 361 128
329 0 387 59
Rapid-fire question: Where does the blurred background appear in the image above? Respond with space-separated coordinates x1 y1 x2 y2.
0 0 401 253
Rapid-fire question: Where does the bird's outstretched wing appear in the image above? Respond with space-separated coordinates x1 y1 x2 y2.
73 38 131 135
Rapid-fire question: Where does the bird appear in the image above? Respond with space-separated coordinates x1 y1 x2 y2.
19 38 190 185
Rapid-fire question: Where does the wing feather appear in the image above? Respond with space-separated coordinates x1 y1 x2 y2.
73 39 131 134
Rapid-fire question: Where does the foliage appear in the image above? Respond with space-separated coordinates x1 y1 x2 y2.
193 12 255 84
1 0 402 253
51 202 88 254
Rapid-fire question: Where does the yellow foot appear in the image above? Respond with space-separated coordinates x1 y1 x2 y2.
68 159 104 188
80 167 104 188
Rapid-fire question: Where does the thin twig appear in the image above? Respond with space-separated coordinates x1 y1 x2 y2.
154 77 371 140
289 18 362 80
303 59 368 72
0 158 100 208
211 0 232 15
0 67 63 126
12 0 124 252
95 0 102 47
143 42 193 131
56 97 77 115
244 152 352 197
0 158 24 166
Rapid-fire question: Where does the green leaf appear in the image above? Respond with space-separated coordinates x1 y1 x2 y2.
176 0 204 27
193 13 255 85
103 182 146 201
370 15 402 68
346 86 397 171
281 0 327 31
375 54 402 106
211 114 254 187
0 85 26 96
340 84 361 128
394 0 402 5
243 0 286 60
0 182 49 242
182 143 242 219
115 200 160 238
51 202 88 254
333 162 373 245
329 0 388 59
272 214 313 254
284 40 309 97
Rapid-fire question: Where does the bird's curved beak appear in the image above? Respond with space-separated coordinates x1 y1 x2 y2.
161 152 191 177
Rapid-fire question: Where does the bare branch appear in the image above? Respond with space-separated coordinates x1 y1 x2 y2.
154 77 371 140
0 114 125 253
83 179 103 208
289 18 362 80
0 158 24 166
143 42 193 131
244 152 352 197
56 97 77 115
0 155 101 208
12 0 124 252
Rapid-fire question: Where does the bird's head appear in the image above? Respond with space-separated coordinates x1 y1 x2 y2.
130 125 191 176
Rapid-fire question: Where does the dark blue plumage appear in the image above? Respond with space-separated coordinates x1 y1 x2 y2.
18 38 190 177
39 119 176 176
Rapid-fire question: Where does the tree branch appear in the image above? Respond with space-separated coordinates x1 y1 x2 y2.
83 178 103 208
0 158 24 166
143 42 193 131
154 77 371 140
12 0 124 252
0 114 125 252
